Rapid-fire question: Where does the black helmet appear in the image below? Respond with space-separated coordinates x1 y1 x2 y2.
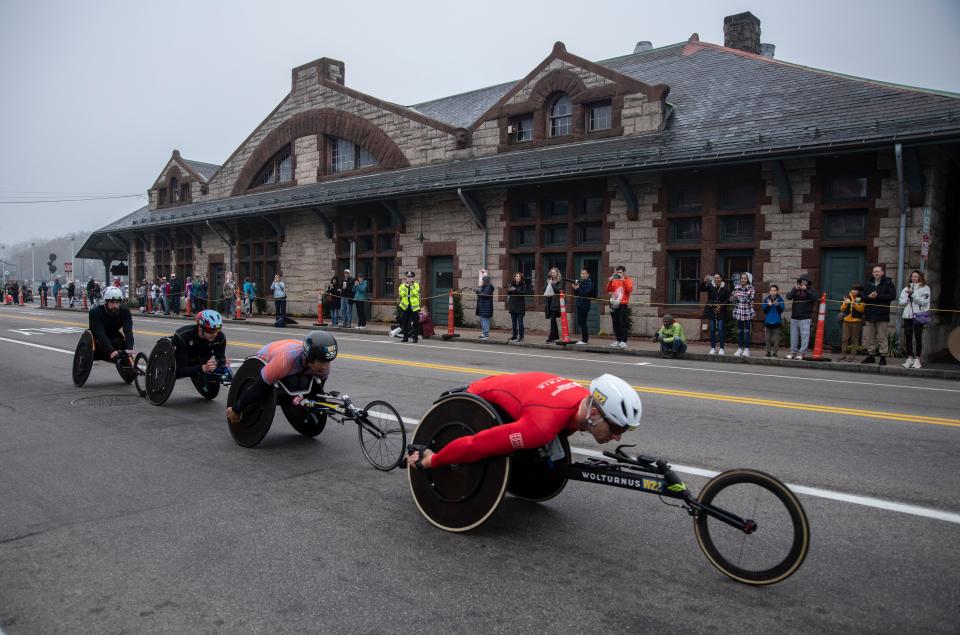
302 331 338 362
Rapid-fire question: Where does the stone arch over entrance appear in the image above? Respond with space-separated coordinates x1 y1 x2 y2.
232 108 410 195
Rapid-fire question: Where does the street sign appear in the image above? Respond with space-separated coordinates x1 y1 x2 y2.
64 262 73 273
921 234 930 260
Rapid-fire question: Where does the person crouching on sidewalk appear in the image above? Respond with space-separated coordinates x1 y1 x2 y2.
655 314 687 358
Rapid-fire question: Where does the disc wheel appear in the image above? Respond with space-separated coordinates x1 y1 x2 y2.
507 434 570 502
226 357 276 447
191 374 221 400
72 331 94 387
357 400 406 471
117 354 137 384
694 469 810 586
145 339 177 406
408 393 509 532
281 402 326 438
132 352 148 398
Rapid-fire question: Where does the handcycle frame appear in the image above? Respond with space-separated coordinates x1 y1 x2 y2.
561 445 755 533
72 329 147 397
144 336 232 406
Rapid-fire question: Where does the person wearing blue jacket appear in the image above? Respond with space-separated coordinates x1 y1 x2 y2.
572 268 594 345
761 284 786 357
353 274 369 328
475 275 494 339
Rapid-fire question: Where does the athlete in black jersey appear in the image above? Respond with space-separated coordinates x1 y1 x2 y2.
89 287 134 360
173 310 228 378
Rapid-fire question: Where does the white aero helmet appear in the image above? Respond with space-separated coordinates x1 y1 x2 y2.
103 287 123 302
589 374 642 430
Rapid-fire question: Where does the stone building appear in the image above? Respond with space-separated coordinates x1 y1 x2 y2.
80 11 960 352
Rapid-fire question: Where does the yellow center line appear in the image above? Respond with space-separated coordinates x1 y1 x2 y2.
2 309 958 428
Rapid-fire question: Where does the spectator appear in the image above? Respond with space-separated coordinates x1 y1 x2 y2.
761 284 785 358
136 280 146 312
398 271 421 343
506 272 527 343
197 276 209 312
86 276 96 306
786 274 817 361
731 272 756 357
701 273 730 355
169 273 182 315
861 264 896 366
418 307 436 338
838 283 865 362
222 272 236 315
39 280 48 307
606 265 633 348
899 270 931 369
67 279 76 308
572 268 594 345
325 275 341 326
161 276 170 314
544 267 562 343
340 268 354 328
242 276 255 316
271 273 286 317
354 273 368 328
655 314 687 358
151 279 161 313
92 280 101 306
475 274 494 340
52 277 61 306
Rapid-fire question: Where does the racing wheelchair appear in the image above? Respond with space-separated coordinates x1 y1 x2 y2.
142 337 233 406
72 329 147 397
225 356 407 471
407 390 810 586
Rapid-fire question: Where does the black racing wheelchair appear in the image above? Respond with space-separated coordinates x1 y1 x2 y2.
142 337 233 406
407 390 810 586
225 356 407 471
72 329 147 398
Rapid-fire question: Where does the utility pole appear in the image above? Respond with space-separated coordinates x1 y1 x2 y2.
31 242 36 285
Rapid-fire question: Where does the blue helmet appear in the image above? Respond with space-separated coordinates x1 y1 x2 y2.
197 309 223 333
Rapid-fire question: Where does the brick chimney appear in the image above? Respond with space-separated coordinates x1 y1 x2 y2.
723 11 761 55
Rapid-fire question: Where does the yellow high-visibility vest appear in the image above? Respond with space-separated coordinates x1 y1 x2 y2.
398 282 421 311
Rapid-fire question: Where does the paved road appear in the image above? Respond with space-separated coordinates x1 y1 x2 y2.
1 305 958 634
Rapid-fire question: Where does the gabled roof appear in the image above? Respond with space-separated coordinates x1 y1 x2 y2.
183 159 220 181
153 150 222 185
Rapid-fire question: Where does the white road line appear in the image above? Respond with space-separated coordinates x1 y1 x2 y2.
0 336 74 355
572 447 960 525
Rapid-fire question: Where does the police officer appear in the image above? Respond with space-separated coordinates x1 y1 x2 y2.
398 271 421 343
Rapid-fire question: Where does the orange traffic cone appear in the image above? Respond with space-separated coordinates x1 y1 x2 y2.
442 289 460 340
233 288 245 321
314 294 324 326
557 291 572 345
811 293 830 362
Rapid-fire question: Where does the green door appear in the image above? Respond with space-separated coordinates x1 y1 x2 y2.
573 253 601 336
821 249 865 348
429 256 454 326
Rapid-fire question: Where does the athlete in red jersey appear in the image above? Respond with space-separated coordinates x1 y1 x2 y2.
408 372 643 469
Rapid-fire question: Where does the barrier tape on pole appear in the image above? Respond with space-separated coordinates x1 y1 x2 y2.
314 294 324 326
185 292 192 318
558 291 572 345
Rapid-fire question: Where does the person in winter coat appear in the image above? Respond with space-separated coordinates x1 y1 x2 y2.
353 274 369 328
222 272 236 315
761 284 785 357
242 277 255 316
475 275 494 339
731 273 756 357
655 314 687 358
340 269 354 328
39 280 49 306
169 273 182 314
861 264 896 366
67 280 76 307
899 270 932 369
701 273 731 355
324 276 341 326
270 273 285 317
52 278 61 306
606 265 634 348
572 268 594 345
544 267 562 343
506 272 526 342
786 274 818 360
838 283 865 362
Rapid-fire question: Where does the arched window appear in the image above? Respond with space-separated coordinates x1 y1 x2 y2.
328 136 379 174
252 145 293 187
169 176 180 202
548 94 572 138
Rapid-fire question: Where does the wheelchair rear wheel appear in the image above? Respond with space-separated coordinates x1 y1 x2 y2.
226 357 277 447
145 339 177 406
72 330 94 387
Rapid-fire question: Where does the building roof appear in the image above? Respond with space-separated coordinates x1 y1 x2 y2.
183 159 221 181
81 37 960 257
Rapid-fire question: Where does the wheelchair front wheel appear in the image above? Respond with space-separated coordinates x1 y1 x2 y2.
693 469 810 586
132 352 148 398
357 400 406 471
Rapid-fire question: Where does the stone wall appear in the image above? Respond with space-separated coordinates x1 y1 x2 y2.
621 95 664 135
294 136 319 185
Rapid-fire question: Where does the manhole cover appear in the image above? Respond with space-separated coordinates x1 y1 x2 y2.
70 395 143 408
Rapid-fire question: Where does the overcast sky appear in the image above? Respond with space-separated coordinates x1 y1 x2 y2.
1 0 958 248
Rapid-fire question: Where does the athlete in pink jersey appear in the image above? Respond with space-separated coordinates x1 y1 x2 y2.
408 372 642 469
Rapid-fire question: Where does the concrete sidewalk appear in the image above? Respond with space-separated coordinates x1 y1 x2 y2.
31 304 960 380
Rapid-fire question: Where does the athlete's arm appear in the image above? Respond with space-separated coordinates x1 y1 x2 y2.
121 308 135 350
213 335 228 368
428 415 559 468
